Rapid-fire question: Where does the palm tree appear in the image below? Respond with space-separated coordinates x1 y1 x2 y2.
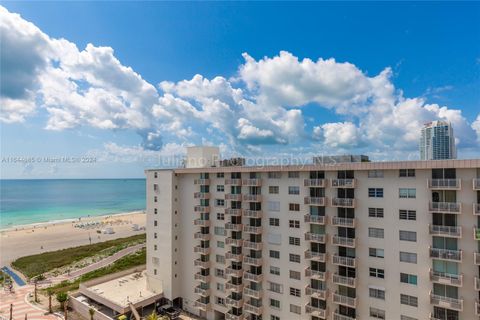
145 311 158 320
55 292 68 310
88 308 95 320
46 288 54 313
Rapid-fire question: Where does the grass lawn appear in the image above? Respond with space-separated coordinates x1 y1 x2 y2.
46 248 146 294
12 233 145 278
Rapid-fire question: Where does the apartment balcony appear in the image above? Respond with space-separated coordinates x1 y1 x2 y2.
194 246 210 254
305 232 327 243
241 179 262 186
331 217 355 228
194 179 210 185
243 209 262 218
475 277 480 291
194 299 210 311
332 292 357 308
226 252 243 262
474 203 480 215
225 223 243 231
244 302 263 315
226 281 243 292
475 252 480 265
243 271 263 282
243 240 262 250
305 304 327 319
430 292 463 311
429 202 462 214
428 224 462 238
332 236 356 248
194 259 210 269
243 225 262 234
244 286 262 299
330 178 356 188
225 312 243 320
194 219 210 227
428 179 461 190
243 256 262 266
304 250 327 262
225 267 243 277
332 254 356 268
194 205 210 213
194 232 210 240
243 194 262 202
333 312 356 320
304 196 327 206
476 301 480 316
225 208 242 216
194 192 210 199
225 193 243 201
473 178 480 190
225 179 242 186
225 296 244 308
429 247 462 262
304 214 326 224
194 285 210 296
225 237 243 246
305 268 328 281
474 227 480 240
305 286 327 300
194 273 211 283
331 198 356 208
332 274 356 288
304 178 327 187
429 269 463 287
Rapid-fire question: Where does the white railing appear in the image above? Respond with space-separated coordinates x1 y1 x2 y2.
243 209 262 218
243 256 262 266
194 259 210 268
243 225 262 234
194 179 210 185
243 194 262 202
474 203 480 215
305 286 327 299
331 179 356 188
332 236 355 247
429 269 463 286
243 240 262 250
225 252 243 261
243 286 262 298
194 299 210 311
331 198 355 207
428 179 461 189
225 179 242 185
304 196 326 206
244 303 263 315
243 271 263 282
225 297 243 308
429 202 461 213
304 214 326 224
194 205 210 213
429 224 462 237
305 232 327 243
333 312 356 320
225 208 242 215
473 178 480 190
429 247 462 261
225 237 243 246
194 218 210 226
333 274 356 287
225 267 243 277
305 304 327 318
430 292 463 311
331 217 355 227
305 250 327 262
332 254 356 267
194 273 210 282
194 285 210 296
241 179 262 186
194 232 210 240
225 193 242 201
475 277 480 291
305 268 327 281
475 252 480 265
333 292 356 307
194 246 210 254
304 179 327 187
225 223 243 231
194 192 210 199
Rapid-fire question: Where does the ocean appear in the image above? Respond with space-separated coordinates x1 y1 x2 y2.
0 179 146 229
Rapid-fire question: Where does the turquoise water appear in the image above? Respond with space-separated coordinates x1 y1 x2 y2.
0 179 146 229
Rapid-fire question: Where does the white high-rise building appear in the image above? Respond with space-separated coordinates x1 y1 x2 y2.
145 146 480 320
420 121 457 160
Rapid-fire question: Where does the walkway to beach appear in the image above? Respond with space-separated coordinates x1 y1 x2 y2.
0 285 60 320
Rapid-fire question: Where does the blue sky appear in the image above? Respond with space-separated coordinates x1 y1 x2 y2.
1 2 479 178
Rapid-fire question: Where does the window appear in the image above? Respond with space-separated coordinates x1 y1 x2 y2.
269 186 279 194
269 218 280 226
401 316 418 320
369 288 385 300
369 268 385 279
214 226 225 236
268 201 281 211
369 227 384 238
400 294 418 307
289 237 300 246
289 270 301 280
154 220 158 227
216 283 224 292
154 232 157 239
400 252 417 264
288 186 300 195
268 281 283 293
399 230 417 242
400 273 418 285
289 254 301 263
154 269 157 275
154 172 158 178
368 188 384 198
215 296 224 305
154 208 158 214
399 188 416 199
288 171 300 178
368 170 384 178
215 199 225 207
289 287 301 297
289 304 301 315
270 299 281 309
270 266 280 276
268 172 281 179
217 241 224 248
369 248 385 258
399 169 415 177
154 244 157 251
368 207 384 218
216 172 224 178
215 268 225 278
217 213 225 220
154 196 157 203
369 307 386 319
216 255 225 264
289 203 300 211
216 185 224 192
270 316 280 320
399 210 416 220
289 220 300 228
270 250 280 259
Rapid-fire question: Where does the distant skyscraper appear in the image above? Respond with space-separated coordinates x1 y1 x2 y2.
420 120 456 160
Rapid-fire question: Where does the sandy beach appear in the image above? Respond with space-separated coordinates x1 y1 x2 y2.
0 211 146 267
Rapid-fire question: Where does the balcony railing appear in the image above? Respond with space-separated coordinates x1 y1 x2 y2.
428 179 461 190
225 312 243 320
194 285 210 296
225 223 243 231
305 304 327 319
225 297 243 308
474 227 480 240
194 219 210 227
429 247 462 262
305 250 327 262
225 267 243 277
476 301 480 316
330 179 356 188
429 202 462 214
475 252 480 265
226 281 243 292
244 302 263 315
428 224 462 238
194 232 210 240
194 205 210 213
332 274 356 288
194 246 210 254
243 271 263 282
474 178 480 190
305 232 327 243
225 193 243 201
305 286 327 300
194 192 210 199
225 208 242 216
194 259 210 268
243 240 262 250
225 237 243 246
194 179 210 185
241 179 262 186
333 312 356 320
244 286 262 298
304 178 327 187
305 268 327 281
331 217 355 228
332 292 357 308
243 225 262 234
331 198 356 208
194 273 211 282
243 209 262 218
243 256 262 266
429 269 463 287
194 299 210 311
332 254 356 267
474 203 480 215
225 252 243 262
304 196 327 206
225 179 242 186
475 277 480 291
430 292 463 311
332 236 356 248
243 194 262 202
304 214 326 224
